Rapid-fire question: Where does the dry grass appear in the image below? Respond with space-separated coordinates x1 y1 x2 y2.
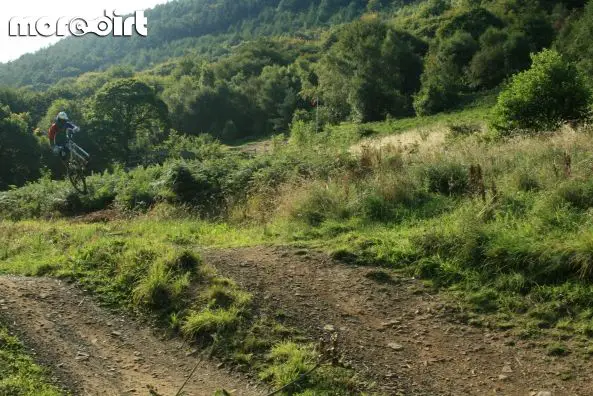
350 124 449 158
256 123 593 230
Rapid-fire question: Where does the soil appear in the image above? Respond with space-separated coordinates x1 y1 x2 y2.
72 209 124 223
0 276 264 396
203 246 593 396
2 245 593 396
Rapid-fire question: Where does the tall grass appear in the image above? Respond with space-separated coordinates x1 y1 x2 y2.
259 122 593 335
4 104 593 335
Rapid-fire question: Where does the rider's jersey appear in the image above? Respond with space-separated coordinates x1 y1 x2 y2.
48 121 77 146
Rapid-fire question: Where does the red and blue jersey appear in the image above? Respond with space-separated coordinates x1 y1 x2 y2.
48 121 77 146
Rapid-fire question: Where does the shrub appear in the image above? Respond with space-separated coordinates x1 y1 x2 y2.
358 175 426 222
289 120 317 146
491 49 591 135
163 163 199 203
516 172 541 192
425 163 469 196
355 126 377 139
556 179 593 210
291 183 350 226
446 122 481 141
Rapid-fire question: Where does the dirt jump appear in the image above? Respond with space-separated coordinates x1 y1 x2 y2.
1 246 592 395
0 276 263 396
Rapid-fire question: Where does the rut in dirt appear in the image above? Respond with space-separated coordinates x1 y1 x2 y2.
0 276 264 396
203 246 593 396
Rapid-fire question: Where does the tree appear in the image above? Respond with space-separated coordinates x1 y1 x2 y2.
556 1 593 88
491 49 591 134
255 65 300 133
93 79 170 161
466 28 509 89
438 7 504 40
165 80 259 142
0 105 40 190
413 32 473 116
317 19 425 123
413 58 461 116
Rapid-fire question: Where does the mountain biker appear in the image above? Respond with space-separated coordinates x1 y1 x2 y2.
48 112 80 160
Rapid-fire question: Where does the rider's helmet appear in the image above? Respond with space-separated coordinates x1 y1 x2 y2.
56 112 69 125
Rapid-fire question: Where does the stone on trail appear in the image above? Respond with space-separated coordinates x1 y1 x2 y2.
388 342 404 351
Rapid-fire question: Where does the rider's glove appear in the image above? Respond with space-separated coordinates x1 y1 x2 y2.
66 127 79 139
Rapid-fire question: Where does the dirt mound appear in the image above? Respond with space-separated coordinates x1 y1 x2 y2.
203 246 593 396
72 209 123 223
0 276 264 396
2 247 592 396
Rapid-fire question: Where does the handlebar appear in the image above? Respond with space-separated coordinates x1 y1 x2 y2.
66 126 80 139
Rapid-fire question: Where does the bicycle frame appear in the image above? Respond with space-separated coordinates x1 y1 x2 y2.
63 132 90 193
67 139 90 165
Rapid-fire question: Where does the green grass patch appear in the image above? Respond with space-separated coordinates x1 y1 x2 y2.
0 325 64 396
547 343 570 357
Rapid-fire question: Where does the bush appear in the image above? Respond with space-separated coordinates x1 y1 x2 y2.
446 122 481 141
291 183 350 226
516 172 541 192
162 161 226 212
556 179 593 210
491 49 591 134
425 163 469 196
289 120 317 146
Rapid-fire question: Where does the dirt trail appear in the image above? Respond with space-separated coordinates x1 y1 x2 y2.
203 247 593 396
0 276 264 396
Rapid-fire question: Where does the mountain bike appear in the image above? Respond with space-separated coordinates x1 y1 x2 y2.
62 129 90 194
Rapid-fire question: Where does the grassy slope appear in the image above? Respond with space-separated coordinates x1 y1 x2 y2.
0 218 356 395
4 102 593 391
0 324 64 396
326 92 497 141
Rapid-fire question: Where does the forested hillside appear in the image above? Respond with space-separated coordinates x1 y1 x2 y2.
0 0 406 88
1 0 593 191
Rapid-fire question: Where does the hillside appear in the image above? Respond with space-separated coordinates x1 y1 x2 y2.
0 0 406 88
3 0 593 394
5 112 593 394
2 0 593 192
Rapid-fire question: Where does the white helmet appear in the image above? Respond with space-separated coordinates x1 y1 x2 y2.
56 111 69 121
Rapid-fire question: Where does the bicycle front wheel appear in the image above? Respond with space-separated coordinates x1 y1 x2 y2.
68 163 88 194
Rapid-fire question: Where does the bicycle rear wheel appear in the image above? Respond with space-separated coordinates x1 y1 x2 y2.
67 163 88 194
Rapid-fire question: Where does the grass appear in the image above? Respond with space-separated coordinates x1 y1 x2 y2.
0 218 359 395
182 307 242 337
5 102 593 391
250 121 593 339
547 342 570 356
325 98 493 149
259 342 357 395
0 325 64 396
259 342 317 389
